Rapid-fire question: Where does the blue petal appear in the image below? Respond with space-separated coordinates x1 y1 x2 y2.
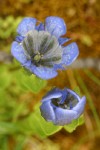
11 41 27 64
67 89 80 100
54 108 77 126
32 66 58 79
62 42 79 66
42 88 62 102
22 60 32 68
40 101 56 122
16 35 25 43
17 17 37 36
58 37 70 45
54 64 65 70
73 96 86 118
35 23 44 31
59 89 68 104
45 16 66 38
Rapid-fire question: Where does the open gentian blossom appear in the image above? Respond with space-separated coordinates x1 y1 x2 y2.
11 16 79 79
40 88 86 126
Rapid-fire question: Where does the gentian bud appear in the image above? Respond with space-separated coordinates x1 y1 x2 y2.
40 88 86 126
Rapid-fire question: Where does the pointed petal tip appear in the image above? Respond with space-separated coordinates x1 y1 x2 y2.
73 96 86 118
81 96 86 104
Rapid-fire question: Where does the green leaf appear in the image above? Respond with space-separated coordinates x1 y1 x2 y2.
0 122 18 134
64 115 84 133
12 102 26 122
0 90 7 106
15 70 47 93
27 108 62 138
18 104 62 138
78 115 85 125
14 135 26 150
0 136 8 150
0 65 11 90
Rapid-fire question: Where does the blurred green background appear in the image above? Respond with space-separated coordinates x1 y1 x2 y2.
0 0 100 150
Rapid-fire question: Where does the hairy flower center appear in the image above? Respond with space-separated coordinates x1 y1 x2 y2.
51 92 78 110
22 30 63 67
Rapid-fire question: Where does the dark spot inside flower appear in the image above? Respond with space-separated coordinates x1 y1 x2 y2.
51 92 78 110
40 38 55 55
39 36 49 54
40 56 61 67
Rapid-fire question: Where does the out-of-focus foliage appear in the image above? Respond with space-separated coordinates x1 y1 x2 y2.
0 16 22 39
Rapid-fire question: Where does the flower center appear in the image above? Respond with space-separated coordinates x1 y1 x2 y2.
30 52 42 66
34 53 41 62
22 30 63 67
51 92 78 110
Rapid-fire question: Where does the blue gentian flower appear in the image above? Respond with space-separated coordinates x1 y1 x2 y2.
11 16 79 79
40 88 86 126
